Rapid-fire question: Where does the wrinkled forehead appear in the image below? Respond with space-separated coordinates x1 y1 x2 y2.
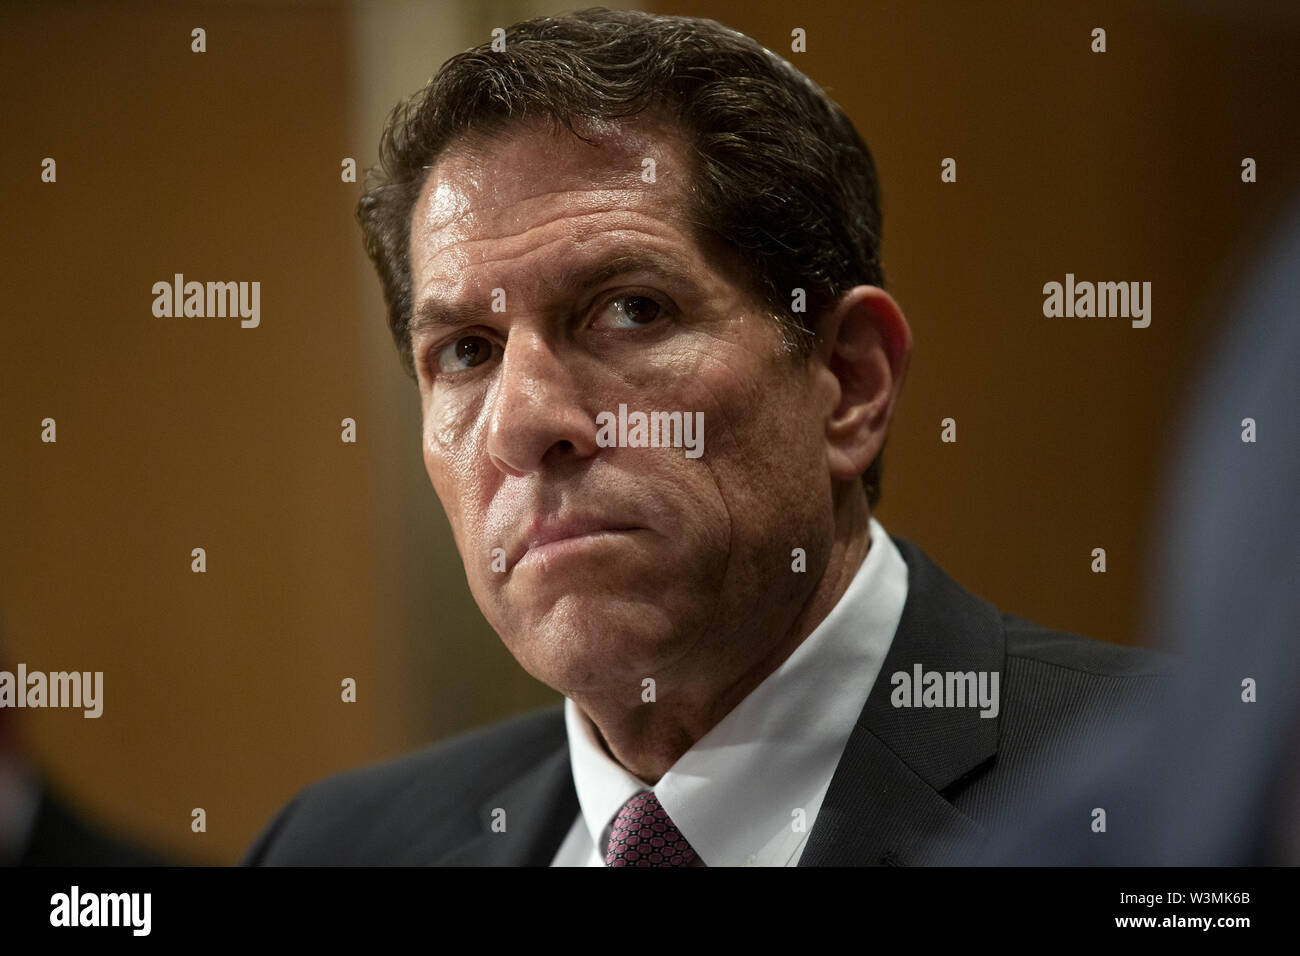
410 114 690 257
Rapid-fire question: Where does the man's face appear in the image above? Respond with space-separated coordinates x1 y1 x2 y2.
408 115 840 698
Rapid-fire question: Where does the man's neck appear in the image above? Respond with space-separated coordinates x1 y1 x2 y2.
574 491 874 783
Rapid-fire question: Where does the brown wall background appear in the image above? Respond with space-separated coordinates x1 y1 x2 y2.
2 0 1297 863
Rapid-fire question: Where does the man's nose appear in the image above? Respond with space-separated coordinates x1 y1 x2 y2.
485 330 599 477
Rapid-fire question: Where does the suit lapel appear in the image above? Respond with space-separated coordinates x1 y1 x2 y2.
430 742 578 866
800 536 1003 865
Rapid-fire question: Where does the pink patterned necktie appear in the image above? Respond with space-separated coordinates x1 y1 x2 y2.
605 790 705 867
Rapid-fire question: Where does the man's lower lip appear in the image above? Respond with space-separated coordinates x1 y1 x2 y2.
516 530 638 569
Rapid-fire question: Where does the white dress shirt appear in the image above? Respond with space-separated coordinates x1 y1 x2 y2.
550 515 909 866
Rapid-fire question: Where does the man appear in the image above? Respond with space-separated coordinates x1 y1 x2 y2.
244 8 1164 867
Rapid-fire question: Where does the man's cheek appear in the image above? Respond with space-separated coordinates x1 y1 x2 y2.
422 457 472 559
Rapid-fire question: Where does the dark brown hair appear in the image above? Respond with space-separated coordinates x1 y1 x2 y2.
357 7 887 507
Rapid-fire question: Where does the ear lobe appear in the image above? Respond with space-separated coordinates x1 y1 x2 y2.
821 287 911 482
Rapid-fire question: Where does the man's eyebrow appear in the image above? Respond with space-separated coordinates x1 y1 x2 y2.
407 249 697 348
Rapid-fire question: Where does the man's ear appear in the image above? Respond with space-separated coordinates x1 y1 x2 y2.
814 286 912 482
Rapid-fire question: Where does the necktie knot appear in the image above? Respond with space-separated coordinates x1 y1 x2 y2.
605 790 702 866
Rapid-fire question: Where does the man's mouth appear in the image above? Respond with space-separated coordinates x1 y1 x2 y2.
509 514 642 573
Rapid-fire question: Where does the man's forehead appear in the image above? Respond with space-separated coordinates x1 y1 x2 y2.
411 114 687 247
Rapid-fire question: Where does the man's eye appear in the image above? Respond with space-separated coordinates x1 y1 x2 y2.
596 294 663 329
435 335 495 374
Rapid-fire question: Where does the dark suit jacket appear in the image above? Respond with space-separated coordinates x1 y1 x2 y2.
243 536 1166 866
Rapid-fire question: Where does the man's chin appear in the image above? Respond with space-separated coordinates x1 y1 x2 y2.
526 589 678 633
497 593 692 677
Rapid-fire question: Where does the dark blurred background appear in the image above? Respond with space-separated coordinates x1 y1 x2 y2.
2 0 1298 864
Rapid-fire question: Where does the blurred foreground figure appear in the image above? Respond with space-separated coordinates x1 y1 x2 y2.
991 192 1300 865
0 641 173 867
